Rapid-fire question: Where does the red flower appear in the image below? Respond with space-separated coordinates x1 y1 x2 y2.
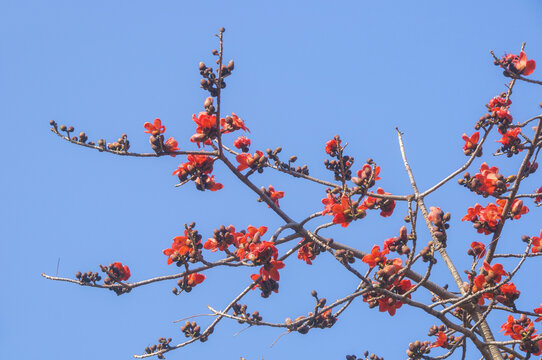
321 192 339 215
163 231 201 265
432 331 449 348
233 136 251 152
469 241 486 259
482 261 507 283
247 241 278 264
164 137 179 156
186 273 206 287
474 163 504 195
144 118 166 135
259 259 285 281
462 203 483 222
297 240 316 265
236 150 264 171
361 188 396 217
479 203 502 231
488 96 511 112
497 127 522 149
362 245 388 268
462 132 480 155
110 262 131 281
496 282 520 306
531 230 542 253
234 225 268 260
496 199 529 220
535 186 542 204
197 175 223 192
266 185 284 207
352 164 381 187
220 113 250 134
325 138 341 156
512 51 536 76
172 154 215 181
190 112 218 147
534 304 542 322
330 195 366 227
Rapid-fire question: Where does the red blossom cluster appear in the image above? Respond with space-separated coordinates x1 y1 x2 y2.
172 154 223 191
363 278 413 316
499 51 537 76
501 315 542 355
162 227 203 266
462 198 528 235
144 118 179 156
497 127 523 156
468 261 520 306
459 163 511 197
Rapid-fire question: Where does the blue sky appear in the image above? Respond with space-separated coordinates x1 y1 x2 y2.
2 1 542 359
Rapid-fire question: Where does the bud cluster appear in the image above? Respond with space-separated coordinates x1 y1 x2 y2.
336 249 355 264
231 303 262 324
428 207 451 245
419 241 437 264
75 270 101 284
253 278 279 298
107 133 130 152
406 340 431 359
383 225 411 255
346 351 384 360
198 30 232 99
180 321 204 340
266 147 310 176
144 337 172 360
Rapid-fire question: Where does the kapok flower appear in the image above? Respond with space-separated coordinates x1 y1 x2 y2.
352 164 381 187
496 282 520 306
233 136 251 152
534 304 542 322
109 262 131 281
190 112 218 147
259 259 285 281
512 51 536 76
186 273 206 287
330 195 366 227
361 188 396 217
362 245 388 268
497 127 522 149
468 241 486 259
432 332 450 349
164 137 179 156
297 240 317 265
144 118 166 135
534 186 542 204
462 132 480 156
324 138 341 156
236 150 264 171
530 230 542 253
482 261 507 283
220 113 250 134
264 185 284 207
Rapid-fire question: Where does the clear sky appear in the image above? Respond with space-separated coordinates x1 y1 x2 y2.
2 1 542 359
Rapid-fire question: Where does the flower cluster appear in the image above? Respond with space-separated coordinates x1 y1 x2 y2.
351 162 381 190
498 51 537 77
233 136 251 152
530 230 542 253
363 279 413 316
360 188 396 218
322 193 366 227
162 225 203 266
324 137 354 181
497 127 523 156
428 325 460 349
458 163 511 197
144 118 179 156
236 150 267 172
173 273 206 294
383 226 410 255
427 206 451 243
467 261 519 306
297 239 324 265
476 95 513 132
501 315 542 355
172 154 223 191
462 199 528 235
